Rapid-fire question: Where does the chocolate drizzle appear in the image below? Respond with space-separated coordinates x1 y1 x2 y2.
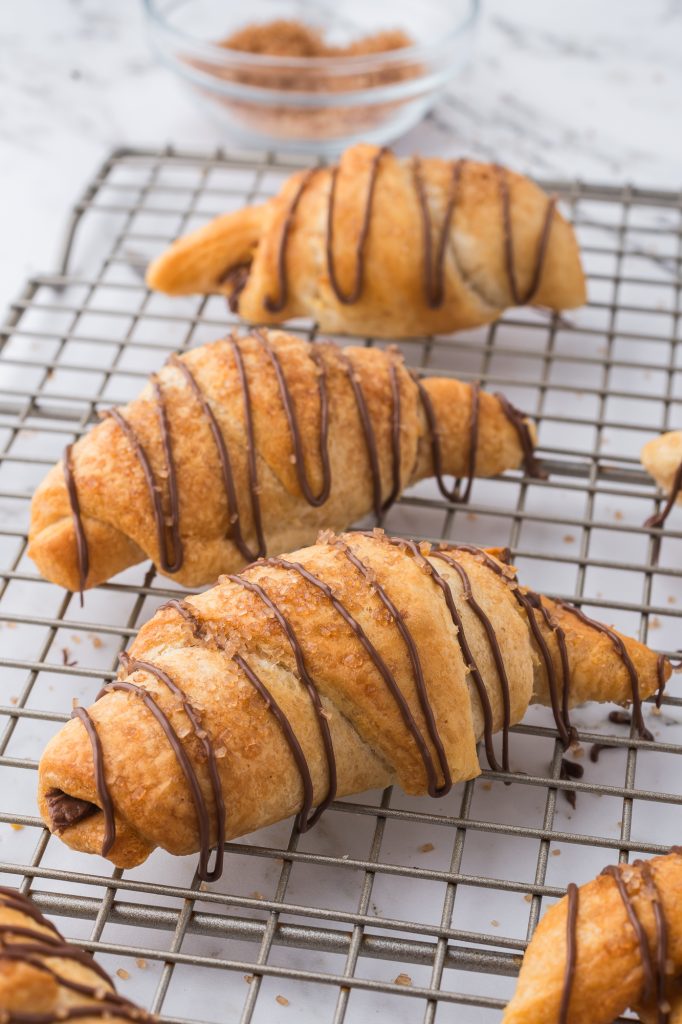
229 335 266 558
413 158 466 309
415 376 481 504
264 168 318 313
255 329 331 506
645 458 682 530
493 391 546 480
558 881 579 1024
62 445 89 603
557 601 654 741
326 147 386 304
495 164 557 306
106 374 183 574
69 706 116 856
169 351 261 562
0 885 151 1023
602 863 660 1011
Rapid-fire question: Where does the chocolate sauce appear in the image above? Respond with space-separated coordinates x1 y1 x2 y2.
558 881 579 1024
560 757 583 809
493 391 546 480
326 147 386 304
62 444 89 603
226 573 338 822
219 263 250 313
334 536 451 796
255 330 331 506
413 157 465 309
228 335 266 558
645 458 682 530
557 602 654 741
69 706 116 856
339 352 402 522
602 863 656 1006
106 375 183 574
0 886 151 1023
609 710 633 725
169 353 259 562
429 547 512 771
113 652 226 882
264 168 318 313
415 377 481 505
495 164 557 306
656 653 668 709
589 743 610 763
514 589 574 748
639 860 670 1024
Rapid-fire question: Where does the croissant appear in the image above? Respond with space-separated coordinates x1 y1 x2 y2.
27 328 538 593
0 885 150 1021
145 144 586 339
641 431 682 529
38 530 669 882
503 849 682 1024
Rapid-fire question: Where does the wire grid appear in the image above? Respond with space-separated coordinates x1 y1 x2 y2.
1 147 682 1024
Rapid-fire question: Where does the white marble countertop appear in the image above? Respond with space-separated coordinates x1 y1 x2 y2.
1 0 681 310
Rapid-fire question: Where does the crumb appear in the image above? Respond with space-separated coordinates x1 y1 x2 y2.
394 973 412 986
614 510 623 521
244 974 254 984
275 995 289 1006
70 634 82 645
249 890 264 900
490 919 500 927
551 849 561 856
9 696 17 705
135 958 147 970
651 706 662 716
649 617 662 630
71 697 79 710
481 782 492 791
668 595 677 605
89 634 103 649
562 534 576 544
418 842 435 854
10 823 24 831
466 513 478 522
524 893 532 903
6 621 15 630
572 746 585 759
116 968 129 981
199 881 209 892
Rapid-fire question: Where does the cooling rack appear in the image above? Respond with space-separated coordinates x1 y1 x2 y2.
1 146 681 1024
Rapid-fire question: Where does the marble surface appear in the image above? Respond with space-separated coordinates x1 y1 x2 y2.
1 0 681 313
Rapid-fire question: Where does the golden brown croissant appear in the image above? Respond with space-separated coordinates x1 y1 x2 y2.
641 431 682 529
145 144 586 338
503 849 682 1024
0 885 150 1021
38 530 669 881
27 328 537 592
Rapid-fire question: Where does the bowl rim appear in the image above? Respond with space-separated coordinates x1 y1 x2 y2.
142 0 480 71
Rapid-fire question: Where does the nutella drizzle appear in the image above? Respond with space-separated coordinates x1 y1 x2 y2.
558 882 579 1024
639 860 670 1024
602 863 657 1008
326 147 387 304
70 706 116 857
228 335 266 558
264 168 318 313
493 391 546 480
106 375 183 574
255 329 331 506
556 601 654 741
645 458 682 530
415 376 481 504
495 164 557 306
413 158 466 309
62 445 89 603
0 886 151 1023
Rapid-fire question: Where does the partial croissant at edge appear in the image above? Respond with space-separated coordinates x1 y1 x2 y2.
0 885 151 1021
145 144 586 338
28 328 537 592
641 430 682 530
38 530 669 880
503 849 682 1024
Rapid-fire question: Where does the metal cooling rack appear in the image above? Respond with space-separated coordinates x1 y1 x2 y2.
1 147 682 1024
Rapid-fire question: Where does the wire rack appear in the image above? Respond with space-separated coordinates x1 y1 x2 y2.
1 147 682 1024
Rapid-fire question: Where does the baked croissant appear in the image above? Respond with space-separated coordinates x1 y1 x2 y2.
145 144 586 339
27 328 538 592
641 431 682 529
38 530 669 882
0 885 150 1021
503 849 682 1024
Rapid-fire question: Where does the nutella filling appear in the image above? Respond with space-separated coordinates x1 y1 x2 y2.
45 790 99 831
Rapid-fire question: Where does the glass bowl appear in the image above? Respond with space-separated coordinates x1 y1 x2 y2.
143 0 479 154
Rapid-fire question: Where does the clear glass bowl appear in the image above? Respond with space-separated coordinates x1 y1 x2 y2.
143 0 479 154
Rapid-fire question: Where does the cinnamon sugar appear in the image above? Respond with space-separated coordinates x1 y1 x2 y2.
221 20 413 60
